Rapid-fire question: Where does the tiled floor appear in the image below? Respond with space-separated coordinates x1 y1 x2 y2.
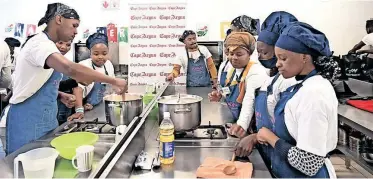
331 155 373 178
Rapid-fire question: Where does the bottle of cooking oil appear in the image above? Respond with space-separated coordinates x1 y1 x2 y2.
159 112 175 164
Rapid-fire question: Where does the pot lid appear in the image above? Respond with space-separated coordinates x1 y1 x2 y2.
157 94 203 104
104 94 142 102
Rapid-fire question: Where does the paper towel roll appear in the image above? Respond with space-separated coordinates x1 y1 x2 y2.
119 42 129 65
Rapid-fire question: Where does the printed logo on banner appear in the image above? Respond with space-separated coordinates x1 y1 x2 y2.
26 24 36 37
107 23 118 42
5 24 13 33
83 29 90 39
14 23 24 38
102 0 120 10
128 3 187 86
96 27 107 36
196 25 208 37
119 27 128 43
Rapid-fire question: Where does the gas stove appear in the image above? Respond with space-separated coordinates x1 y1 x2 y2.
58 118 116 135
157 121 228 141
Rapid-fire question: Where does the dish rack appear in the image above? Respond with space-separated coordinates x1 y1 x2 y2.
349 136 361 154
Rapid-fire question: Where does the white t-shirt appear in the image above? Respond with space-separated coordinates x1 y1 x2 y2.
0 41 11 71
78 58 115 98
259 75 297 119
174 45 212 72
284 75 338 178
362 33 373 58
217 59 233 84
234 63 269 130
10 33 60 104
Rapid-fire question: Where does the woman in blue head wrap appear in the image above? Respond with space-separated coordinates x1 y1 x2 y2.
237 22 340 178
234 11 299 167
68 33 115 120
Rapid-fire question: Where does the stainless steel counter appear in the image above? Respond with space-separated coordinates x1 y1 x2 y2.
0 102 114 178
99 86 272 178
338 104 373 139
0 85 155 178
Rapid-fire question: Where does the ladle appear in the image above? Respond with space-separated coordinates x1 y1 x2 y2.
223 152 237 175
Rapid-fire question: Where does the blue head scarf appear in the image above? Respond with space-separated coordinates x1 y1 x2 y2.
86 33 108 50
258 11 298 46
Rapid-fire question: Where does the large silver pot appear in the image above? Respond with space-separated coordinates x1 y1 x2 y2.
104 94 143 126
157 94 202 132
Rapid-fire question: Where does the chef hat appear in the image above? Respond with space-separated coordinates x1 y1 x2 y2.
275 22 331 57
179 30 196 43
86 33 108 50
257 11 298 46
38 3 80 26
276 22 341 80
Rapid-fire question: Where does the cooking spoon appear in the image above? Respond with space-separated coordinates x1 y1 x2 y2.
223 152 237 175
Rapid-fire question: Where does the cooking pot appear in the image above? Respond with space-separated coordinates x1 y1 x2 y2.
104 94 143 126
157 94 202 132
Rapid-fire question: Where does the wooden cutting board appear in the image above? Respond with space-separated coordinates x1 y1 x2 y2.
196 157 253 178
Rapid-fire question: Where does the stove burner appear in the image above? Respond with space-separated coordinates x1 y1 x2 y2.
205 128 217 135
175 131 187 138
60 118 116 134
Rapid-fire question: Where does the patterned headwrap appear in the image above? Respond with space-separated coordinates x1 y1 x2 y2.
179 30 196 43
86 33 108 50
38 3 80 26
231 15 258 36
225 32 256 54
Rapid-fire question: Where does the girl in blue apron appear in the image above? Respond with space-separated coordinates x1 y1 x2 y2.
208 32 268 138
253 22 340 178
166 30 218 88
6 3 127 154
250 11 299 167
68 33 113 121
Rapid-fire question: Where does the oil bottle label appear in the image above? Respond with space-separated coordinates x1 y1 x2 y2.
160 141 174 158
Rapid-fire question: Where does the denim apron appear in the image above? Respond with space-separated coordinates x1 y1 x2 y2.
186 49 211 87
271 70 330 178
224 68 246 121
84 62 108 106
219 60 230 87
254 73 280 166
57 75 73 124
6 70 62 154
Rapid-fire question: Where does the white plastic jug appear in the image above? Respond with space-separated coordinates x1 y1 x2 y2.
14 147 59 179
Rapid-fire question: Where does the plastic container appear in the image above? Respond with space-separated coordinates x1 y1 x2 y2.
51 132 98 160
159 112 175 164
14 147 59 178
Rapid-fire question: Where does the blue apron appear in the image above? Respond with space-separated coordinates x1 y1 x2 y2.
271 70 330 178
186 48 211 87
219 60 230 87
57 75 72 124
224 68 245 121
6 70 62 154
254 73 280 165
84 62 108 106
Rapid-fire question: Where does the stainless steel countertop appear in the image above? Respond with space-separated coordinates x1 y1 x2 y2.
0 85 155 178
102 86 272 178
338 104 373 138
0 102 114 178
